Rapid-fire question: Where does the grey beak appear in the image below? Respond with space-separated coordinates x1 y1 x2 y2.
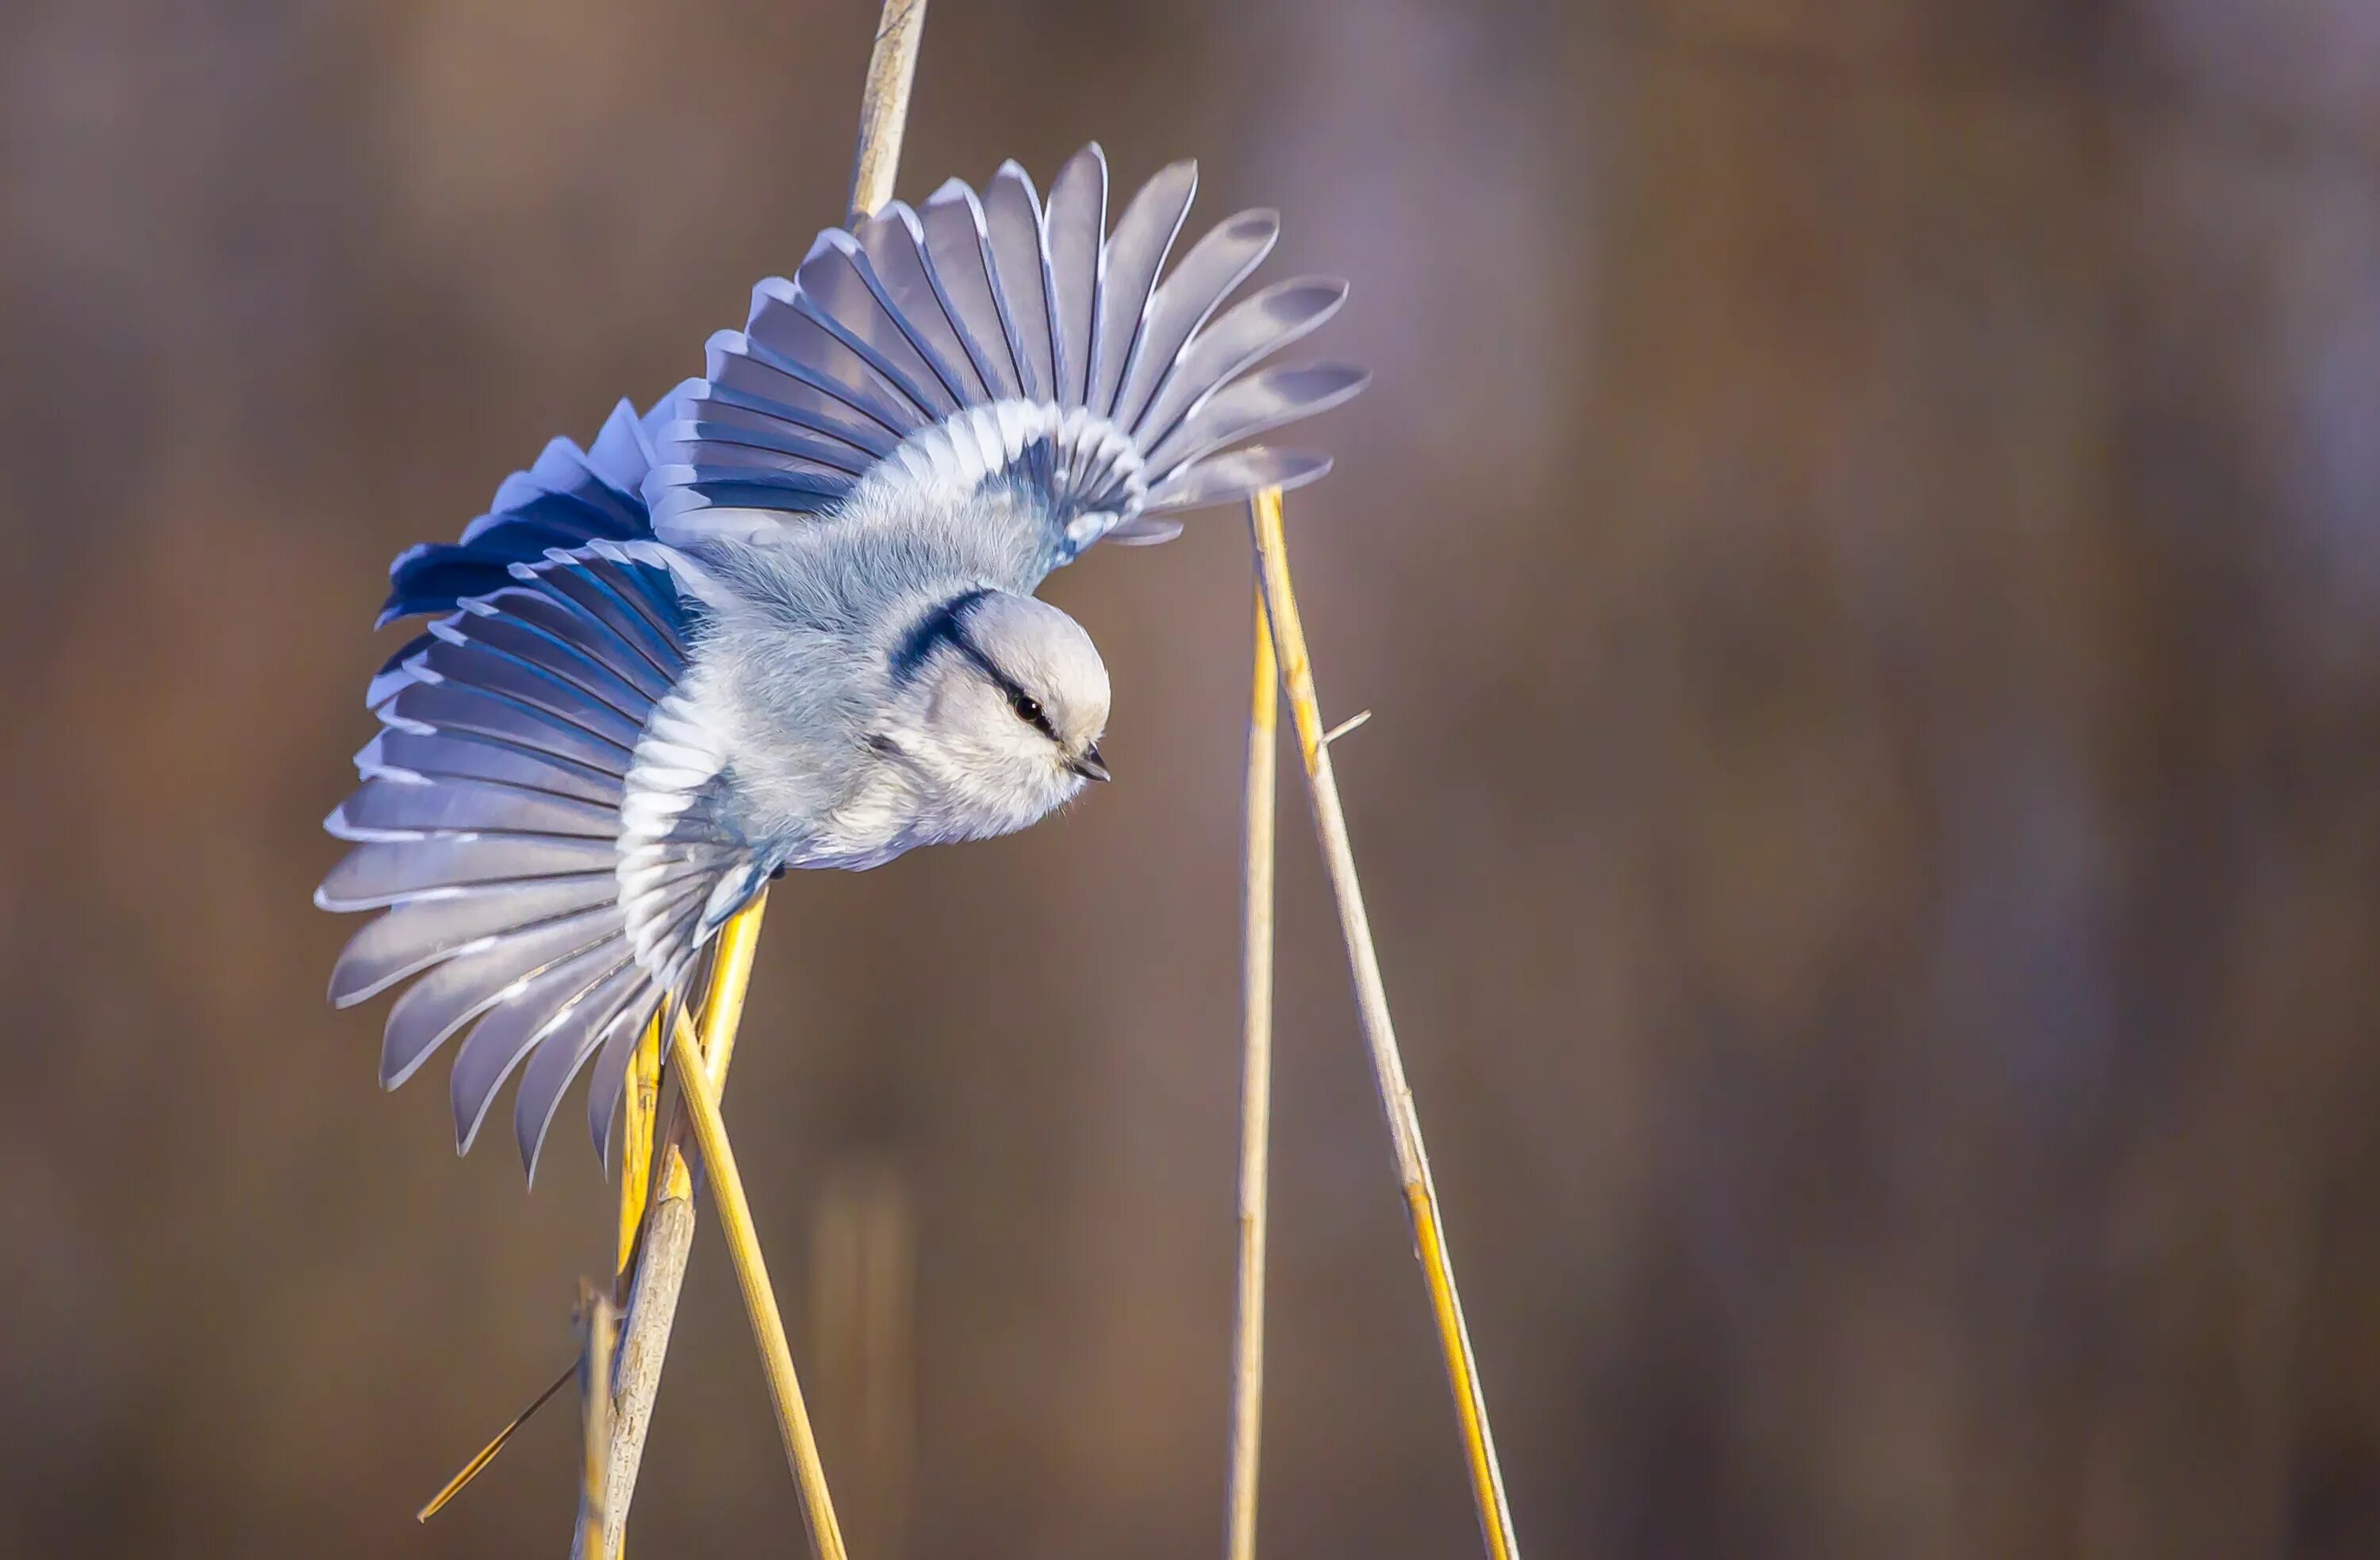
1069 742 1111 783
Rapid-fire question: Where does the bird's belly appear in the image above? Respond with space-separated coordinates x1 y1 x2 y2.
782 775 940 873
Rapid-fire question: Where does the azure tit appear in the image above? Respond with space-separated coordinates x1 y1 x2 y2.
317 146 1363 1181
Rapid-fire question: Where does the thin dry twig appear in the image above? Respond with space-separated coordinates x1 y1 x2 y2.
1225 565 1280 1560
432 1018 653 1542
417 1363 574 1524
1247 488 1522 1560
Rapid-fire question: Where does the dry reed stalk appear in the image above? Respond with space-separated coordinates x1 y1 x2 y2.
616 1014 663 1290
593 5 929 1550
575 1281 620 1558
1225 569 1280 1560
590 896 769 1558
1246 488 1522 1560
850 0 928 220
662 959 848 1560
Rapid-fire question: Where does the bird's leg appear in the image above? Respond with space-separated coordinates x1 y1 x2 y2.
1247 488 1522 1560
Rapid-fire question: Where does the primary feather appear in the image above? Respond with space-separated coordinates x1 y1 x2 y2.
321 145 1362 1183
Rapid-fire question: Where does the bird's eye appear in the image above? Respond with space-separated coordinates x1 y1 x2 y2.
1009 692 1045 727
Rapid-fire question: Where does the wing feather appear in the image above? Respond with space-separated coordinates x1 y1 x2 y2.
787 233 966 418
1132 278 1350 458
379 906 625 1090
857 203 996 404
355 729 619 807
1090 159 1196 417
1142 362 1371 481
328 776 619 843
317 835 622 912
404 634 648 752
647 148 1359 565
1144 446 1334 515
326 542 761 1182
513 956 668 1182
424 611 656 725
1111 209 1279 433
450 941 635 1152
1042 144 1108 408
919 180 1025 401
328 872 631 1008
380 678 632 777
981 163 1056 400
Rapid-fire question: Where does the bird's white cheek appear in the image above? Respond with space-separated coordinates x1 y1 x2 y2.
1038 764 1089 816
987 757 1075 830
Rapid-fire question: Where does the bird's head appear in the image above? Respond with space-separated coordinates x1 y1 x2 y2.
880 588 1111 841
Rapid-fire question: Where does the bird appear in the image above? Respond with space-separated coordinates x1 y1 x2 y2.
316 144 1365 1183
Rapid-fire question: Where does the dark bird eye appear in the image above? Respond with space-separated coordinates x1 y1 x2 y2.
1009 692 1045 727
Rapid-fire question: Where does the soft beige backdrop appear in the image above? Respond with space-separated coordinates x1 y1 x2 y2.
6 2 2380 1556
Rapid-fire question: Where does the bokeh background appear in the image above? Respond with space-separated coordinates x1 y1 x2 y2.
8 1 2380 1555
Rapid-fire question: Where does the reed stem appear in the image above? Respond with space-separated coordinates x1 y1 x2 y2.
575 1281 620 1558
664 918 848 1560
593 6 927 1549
1246 488 1521 1560
850 0 927 221
1225 560 1280 1560
616 1014 662 1291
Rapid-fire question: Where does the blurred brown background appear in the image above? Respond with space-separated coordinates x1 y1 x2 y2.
7 1 2380 1555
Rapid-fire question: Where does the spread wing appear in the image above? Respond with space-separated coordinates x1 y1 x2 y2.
647 144 1366 581
322 411 759 1183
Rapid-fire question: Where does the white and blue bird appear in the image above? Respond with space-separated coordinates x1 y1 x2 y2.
317 146 1365 1182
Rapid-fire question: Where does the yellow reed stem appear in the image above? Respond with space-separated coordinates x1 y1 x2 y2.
1226 551 1280 1560
655 892 765 1202
590 892 769 1558
666 903 848 1560
593 1 926 1546
1247 489 1520 1560
1407 1186 1507 1558
616 1013 662 1290
575 1279 620 1558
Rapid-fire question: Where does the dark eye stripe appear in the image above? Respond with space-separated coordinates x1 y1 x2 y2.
903 590 1067 748
1008 689 1059 742
948 637 1061 746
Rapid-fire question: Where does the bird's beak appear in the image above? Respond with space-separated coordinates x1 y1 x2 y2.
1068 742 1111 783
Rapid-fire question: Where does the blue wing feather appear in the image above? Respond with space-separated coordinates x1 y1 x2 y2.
647 147 1362 571
328 416 760 1181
